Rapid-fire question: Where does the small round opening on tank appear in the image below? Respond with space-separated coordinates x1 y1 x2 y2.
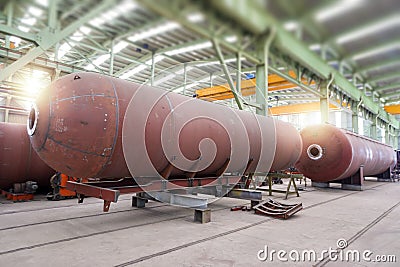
307 144 323 160
27 104 38 136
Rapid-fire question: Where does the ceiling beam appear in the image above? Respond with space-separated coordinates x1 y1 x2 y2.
0 0 116 82
345 39 400 61
368 72 400 85
374 83 400 92
356 58 400 75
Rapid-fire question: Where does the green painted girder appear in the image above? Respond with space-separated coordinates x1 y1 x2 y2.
0 24 36 43
210 0 332 80
0 0 116 82
139 0 398 127
374 83 400 92
369 72 400 85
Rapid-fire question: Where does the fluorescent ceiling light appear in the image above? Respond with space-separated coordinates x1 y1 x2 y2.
128 22 180 42
315 0 364 21
153 74 175 86
61 2 136 59
58 43 73 58
352 43 399 61
85 54 110 70
165 41 212 56
196 57 243 67
225 35 238 43
120 65 147 79
336 16 400 44
28 6 43 17
113 40 129 53
18 26 30 32
309 43 321 51
35 0 48 6
153 66 194 85
172 82 199 93
283 21 298 31
89 0 136 27
175 66 193 74
9 36 22 46
187 12 204 23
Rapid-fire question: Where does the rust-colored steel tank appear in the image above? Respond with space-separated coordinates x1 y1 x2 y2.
295 124 396 182
28 72 302 180
0 122 54 190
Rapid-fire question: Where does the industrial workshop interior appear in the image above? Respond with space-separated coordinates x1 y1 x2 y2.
1 0 400 266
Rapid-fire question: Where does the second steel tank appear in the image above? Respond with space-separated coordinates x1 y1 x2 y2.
295 124 396 182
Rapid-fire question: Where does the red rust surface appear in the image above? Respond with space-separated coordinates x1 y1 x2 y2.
295 124 396 182
30 72 302 180
0 122 54 190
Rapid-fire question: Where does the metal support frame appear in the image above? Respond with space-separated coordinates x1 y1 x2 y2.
109 40 115 75
0 0 116 82
320 75 334 123
212 38 243 109
255 28 275 116
351 101 359 133
371 114 378 140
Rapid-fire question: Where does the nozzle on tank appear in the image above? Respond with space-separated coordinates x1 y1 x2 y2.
27 103 38 136
307 144 323 160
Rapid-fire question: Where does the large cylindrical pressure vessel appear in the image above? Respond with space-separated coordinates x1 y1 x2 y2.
295 124 396 182
28 72 302 180
0 122 54 190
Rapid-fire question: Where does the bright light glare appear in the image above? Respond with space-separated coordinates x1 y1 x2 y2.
336 16 400 44
61 1 136 59
187 12 204 23
300 111 321 128
28 6 43 17
128 22 180 42
23 70 49 97
315 0 364 21
165 42 212 56
352 42 400 61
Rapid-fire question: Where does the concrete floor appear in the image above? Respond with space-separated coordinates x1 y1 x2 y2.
0 180 399 267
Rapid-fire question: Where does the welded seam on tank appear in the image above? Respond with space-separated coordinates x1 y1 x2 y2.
315 200 400 267
0 183 387 256
42 81 120 158
53 94 115 103
45 137 110 156
35 95 52 152
95 77 120 177
336 134 355 180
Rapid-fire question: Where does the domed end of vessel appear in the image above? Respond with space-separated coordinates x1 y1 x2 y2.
295 124 353 182
28 72 120 178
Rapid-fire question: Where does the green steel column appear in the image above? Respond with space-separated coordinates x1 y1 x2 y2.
255 62 267 116
236 52 242 94
394 130 399 149
371 115 377 140
320 80 329 123
150 52 155 86
385 125 390 145
109 40 114 76
351 102 359 133
5 2 13 49
183 63 187 95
